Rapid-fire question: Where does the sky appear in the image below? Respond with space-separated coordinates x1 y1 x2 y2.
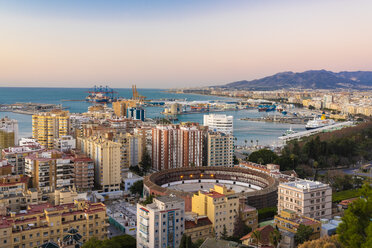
1 0 372 88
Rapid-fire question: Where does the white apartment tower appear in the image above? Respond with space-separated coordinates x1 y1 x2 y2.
137 195 185 248
203 114 233 135
278 179 332 219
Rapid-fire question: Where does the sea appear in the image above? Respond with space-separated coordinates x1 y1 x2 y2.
0 87 305 147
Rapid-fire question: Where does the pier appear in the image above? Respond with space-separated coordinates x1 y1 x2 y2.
278 121 354 143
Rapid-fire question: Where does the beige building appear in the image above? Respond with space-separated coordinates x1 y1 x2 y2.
0 199 108 248
137 195 185 248
0 117 18 151
32 110 70 149
278 179 332 219
78 135 121 192
2 145 44 175
207 132 234 167
192 185 239 238
184 213 213 242
25 151 74 193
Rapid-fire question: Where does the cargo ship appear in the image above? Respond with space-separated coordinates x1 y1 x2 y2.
305 112 335 130
86 85 118 103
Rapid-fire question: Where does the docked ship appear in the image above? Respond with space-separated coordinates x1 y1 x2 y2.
305 112 335 130
282 126 297 136
86 85 118 103
258 104 276 112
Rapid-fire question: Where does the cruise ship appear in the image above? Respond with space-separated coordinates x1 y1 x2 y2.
305 113 335 130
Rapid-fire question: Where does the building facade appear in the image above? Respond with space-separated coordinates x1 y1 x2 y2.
137 195 185 248
152 124 207 171
278 180 332 219
0 117 18 150
78 135 121 192
2 145 44 175
0 200 108 248
32 110 70 149
72 155 94 192
207 132 234 167
192 185 239 238
203 114 233 135
54 135 76 152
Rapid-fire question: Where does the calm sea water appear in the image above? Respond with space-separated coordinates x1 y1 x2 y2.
0 87 305 146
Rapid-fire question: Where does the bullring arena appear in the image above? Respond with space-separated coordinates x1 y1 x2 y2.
143 166 278 211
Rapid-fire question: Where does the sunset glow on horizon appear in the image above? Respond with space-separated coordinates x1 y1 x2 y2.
1 0 372 88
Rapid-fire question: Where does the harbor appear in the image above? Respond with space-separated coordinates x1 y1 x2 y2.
0 102 64 115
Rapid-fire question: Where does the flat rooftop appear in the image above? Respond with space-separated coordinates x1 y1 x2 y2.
281 179 329 190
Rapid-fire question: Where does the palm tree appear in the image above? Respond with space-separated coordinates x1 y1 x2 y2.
269 229 282 248
256 139 259 147
62 228 82 247
252 230 261 248
251 139 254 146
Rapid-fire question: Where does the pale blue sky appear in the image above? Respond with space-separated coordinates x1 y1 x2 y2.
1 0 371 88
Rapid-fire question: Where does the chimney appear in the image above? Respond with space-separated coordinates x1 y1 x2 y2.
195 213 198 225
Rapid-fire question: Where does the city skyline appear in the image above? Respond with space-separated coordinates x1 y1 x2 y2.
1 0 372 88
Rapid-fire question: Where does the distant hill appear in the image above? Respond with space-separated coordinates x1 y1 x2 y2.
221 70 372 90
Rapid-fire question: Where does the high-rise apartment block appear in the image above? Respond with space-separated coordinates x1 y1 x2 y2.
54 135 76 152
192 185 239 238
77 135 121 192
278 179 332 219
137 195 185 248
203 114 233 135
32 110 70 149
207 132 234 167
25 151 74 193
0 117 18 150
72 155 94 192
152 123 207 171
2 145 44 175
0 200 108 248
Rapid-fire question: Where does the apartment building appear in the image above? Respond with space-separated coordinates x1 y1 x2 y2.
184 214 213 242
0 160 12 176
274 209 321 240
0 116 18 150
72 155 94 192
32 110 70 149
54 135 76 152
137 195 185 248
203 114 233 135
152 123 207 171
2 145 44 175
0 200 108 248
25 151 74 193
0 175 29 214
77 135 121 192
192 185 239 238
278 179 332 219
207 132 234 167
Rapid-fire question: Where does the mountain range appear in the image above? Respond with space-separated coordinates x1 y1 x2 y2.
220 70 372 90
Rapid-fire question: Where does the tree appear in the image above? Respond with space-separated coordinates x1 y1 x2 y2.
298 235 342 248
252 230 261 247
269 228 281 248
180 234 193 248
220 225 228 240
294 224 313 245
248 149 278 165
233 154 239 165
139 147 151 174
233 216 252 239
193 239 205 248
82 237 103 248
142 195 154 205
337 183 372 248
129 180 143 196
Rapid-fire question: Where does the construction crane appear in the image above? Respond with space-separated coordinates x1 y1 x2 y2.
132 85 146 101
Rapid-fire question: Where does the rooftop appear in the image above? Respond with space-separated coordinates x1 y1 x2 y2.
281 179 329 190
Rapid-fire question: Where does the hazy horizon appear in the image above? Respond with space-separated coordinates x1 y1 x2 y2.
1 0 372 88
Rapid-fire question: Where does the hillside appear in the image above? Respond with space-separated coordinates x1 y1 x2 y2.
221 70 372 90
